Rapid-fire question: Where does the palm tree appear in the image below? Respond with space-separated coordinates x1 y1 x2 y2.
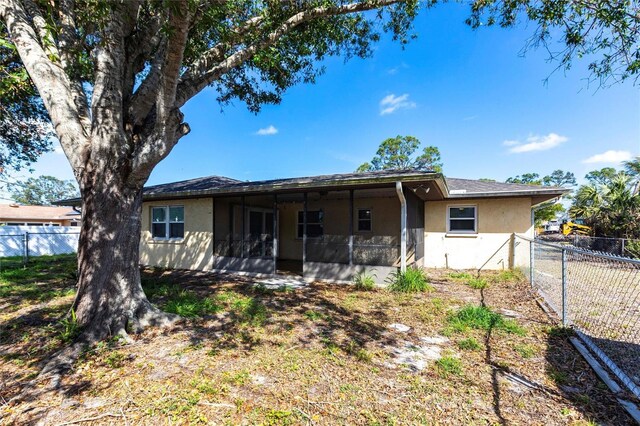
623 156 640 195
570 171 640 238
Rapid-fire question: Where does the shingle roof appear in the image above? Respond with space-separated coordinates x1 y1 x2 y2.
0 204 79 221
57 170 569 205
142 169 440 199
446 178 568 197
144 175 242 195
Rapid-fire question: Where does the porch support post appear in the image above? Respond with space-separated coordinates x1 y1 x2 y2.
349 189 354 266
303 193 308 266
273 194 278 275
396 181 407 273
212 197 216 270
241 196 246 258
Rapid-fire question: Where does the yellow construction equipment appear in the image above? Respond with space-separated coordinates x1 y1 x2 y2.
561 220 592 236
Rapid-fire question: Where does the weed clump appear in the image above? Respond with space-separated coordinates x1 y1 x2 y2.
466 278 488 290
435 355 463 377
446 305 525 335
387 267 433 293
353 270 376 291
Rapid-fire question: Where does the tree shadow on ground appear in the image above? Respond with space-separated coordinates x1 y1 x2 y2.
141 267 396 357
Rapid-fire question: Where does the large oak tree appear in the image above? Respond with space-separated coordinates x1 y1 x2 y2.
0 0 638 353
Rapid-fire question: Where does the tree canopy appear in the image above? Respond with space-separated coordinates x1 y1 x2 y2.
9 175 78 205
357 136 443 173
506 170 575 225
570 170 640 238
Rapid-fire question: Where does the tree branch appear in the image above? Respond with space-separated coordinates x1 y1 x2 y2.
57 0 91 135
0 0 88 172
175 0 405 107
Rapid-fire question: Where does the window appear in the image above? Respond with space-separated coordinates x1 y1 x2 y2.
357 208 372 232
447 205 477 233
151 206 184 239
297 210 323 238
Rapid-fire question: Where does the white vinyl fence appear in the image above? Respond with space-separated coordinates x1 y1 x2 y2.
0 226 80 259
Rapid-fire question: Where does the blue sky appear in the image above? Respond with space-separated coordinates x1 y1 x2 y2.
18 3 640 190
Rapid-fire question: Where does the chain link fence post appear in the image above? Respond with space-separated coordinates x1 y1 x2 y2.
22 231 30 266
529 239 535 287
561 247 568 327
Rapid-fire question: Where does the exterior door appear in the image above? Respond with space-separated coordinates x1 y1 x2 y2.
248 209 275 257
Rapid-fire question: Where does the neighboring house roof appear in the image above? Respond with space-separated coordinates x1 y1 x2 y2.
57 170 569 205
0 204 80 221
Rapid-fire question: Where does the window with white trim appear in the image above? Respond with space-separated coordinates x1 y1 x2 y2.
297 210 323 238
151 206 184 239
447 205 477 233
357 208 372 232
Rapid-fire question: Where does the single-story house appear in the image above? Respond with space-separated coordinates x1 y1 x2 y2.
136 170 566 283
0 204 81 227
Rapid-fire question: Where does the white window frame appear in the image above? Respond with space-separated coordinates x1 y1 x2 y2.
446 205 477 234
357 207 373 232
296 209 324 239
151 205 185 240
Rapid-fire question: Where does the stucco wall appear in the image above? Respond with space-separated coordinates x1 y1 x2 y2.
424 197 533 270
140 198 213 271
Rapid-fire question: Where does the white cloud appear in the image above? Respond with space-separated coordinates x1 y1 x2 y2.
379 93 416 116
582 150 632 164
505 133 568 153
255 125 278 136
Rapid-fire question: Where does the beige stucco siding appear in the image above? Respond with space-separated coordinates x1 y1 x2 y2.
424 197 533 270
140 198 213 271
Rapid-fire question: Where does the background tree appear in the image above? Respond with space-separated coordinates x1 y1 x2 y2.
623 156 640 194
571 170 640 238
542 170 577 188
505 173 542 185
506 170 575 226
357 136 443 173
9 175 78 205
585 167 618 186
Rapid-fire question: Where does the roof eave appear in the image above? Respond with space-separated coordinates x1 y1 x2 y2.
143 173 440 200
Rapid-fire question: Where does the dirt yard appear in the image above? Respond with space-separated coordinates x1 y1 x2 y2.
0 256 635 425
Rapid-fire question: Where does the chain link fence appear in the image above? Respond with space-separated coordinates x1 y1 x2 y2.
0 227 80 265
516 235 640 399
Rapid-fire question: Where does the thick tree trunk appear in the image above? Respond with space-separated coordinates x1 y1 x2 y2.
71 178 178 342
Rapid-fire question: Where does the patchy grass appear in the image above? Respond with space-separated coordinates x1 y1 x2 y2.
435 355 463 377
387 267 433 293
447 271 474 280
446 305 526 336
466 277 489 290
0 256 634 425
457 337 482 351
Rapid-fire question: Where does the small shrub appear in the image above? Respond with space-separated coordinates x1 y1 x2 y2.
435 356 463 377
457 337 482 351
387 267 433 293
59 309 80 343
466 278 488 290
353 270 376 291
446 305 525 335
